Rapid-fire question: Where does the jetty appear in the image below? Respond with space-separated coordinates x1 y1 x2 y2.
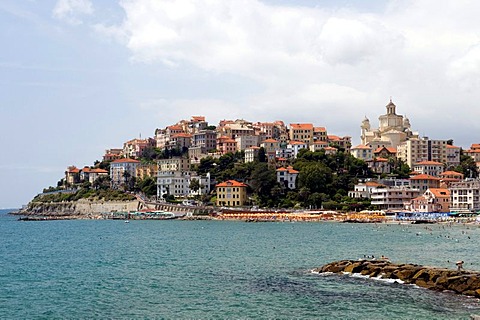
315 259 480 298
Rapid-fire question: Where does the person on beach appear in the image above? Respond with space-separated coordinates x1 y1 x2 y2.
456 260 464 272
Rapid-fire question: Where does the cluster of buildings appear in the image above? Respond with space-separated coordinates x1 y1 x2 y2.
67 115 349 205
63 99 480 212
349 100 480 214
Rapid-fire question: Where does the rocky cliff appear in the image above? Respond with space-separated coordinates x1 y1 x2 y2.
315 259 480 298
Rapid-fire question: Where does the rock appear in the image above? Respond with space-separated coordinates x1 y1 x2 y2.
316 259 480 298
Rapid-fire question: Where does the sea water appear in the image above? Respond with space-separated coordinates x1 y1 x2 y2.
1 209 480 319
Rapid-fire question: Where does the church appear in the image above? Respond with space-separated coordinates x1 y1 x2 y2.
360 99 419 149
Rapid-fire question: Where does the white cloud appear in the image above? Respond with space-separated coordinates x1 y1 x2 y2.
96 0 480 145
52 0 93 25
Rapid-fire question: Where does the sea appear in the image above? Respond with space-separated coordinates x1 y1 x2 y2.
2 208 480 319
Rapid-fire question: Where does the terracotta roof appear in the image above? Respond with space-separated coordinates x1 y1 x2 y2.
428 188 450 198
290 123 313 130
289 141 307 145
365 181 384 187
246 146 260 150
446 145 460 149
314 127 326 132
414 160 444 166
216 180 247 188
167 125 183 131
263 138 278 143
374 157 388 162
276 166 299 174
352 144 371 150
67 167 80 173
327 135 340 140
374 147 397 154
172 133 192 138
191 116 205 122
324 146 337 150
410 174 440 181
276 157 287 161
439 171 463 177
111 158 140 163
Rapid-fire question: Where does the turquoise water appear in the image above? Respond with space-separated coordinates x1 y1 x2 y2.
1 209 480 319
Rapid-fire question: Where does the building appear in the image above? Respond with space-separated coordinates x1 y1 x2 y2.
371 186 420 211
217 136 237 154
348 181 385 199
276 166 299 189
136 163 158 180
439 170 464 187
449 179 480 213
412 161 444 177
351 145 373 161
244 147 260 163
446 145 461 168
110 158 140 188
373 146 397 159
361 99 419 149
327 135 351 151
156 157 210 198
409 174 441 193
408 188 450 212
65 166 81 185
103 148 123 162
313 127 327 142
287 141 309 158
366 157 391 174
123 138 155 159
235 135 261 151
80 167 109 184
191 129 217 151
397 137 449 168
261 138 281 162
309 141 329 152
215 180 248 207
289 123 313 145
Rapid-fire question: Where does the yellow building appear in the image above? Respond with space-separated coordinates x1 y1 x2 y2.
216 180 248 207
289 123 313 145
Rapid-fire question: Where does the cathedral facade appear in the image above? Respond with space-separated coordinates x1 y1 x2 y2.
360 99 419 149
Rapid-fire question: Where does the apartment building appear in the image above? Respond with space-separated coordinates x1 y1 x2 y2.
449 179 480 213
397 137 448 168
215 180 248 207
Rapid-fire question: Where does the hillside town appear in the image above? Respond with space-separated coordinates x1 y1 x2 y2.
58 99 480 216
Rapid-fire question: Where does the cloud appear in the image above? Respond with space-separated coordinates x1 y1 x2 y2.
95 0 480 145
52 0 93 25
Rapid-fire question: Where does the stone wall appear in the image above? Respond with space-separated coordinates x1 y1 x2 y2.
315 259 480 298
21 199 140 217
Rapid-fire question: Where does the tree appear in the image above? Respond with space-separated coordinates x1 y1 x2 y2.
249 163 278 206
93 175 111 190
258 147 267 162
297 162 332 195
189 178 201 194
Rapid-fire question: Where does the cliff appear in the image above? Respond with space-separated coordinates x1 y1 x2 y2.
16 199 141 219
315 259 480 298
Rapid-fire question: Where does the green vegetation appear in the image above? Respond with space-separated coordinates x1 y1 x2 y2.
194 148 374 210
32 188 136 203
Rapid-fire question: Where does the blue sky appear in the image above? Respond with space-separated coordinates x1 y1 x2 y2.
1 0 480 208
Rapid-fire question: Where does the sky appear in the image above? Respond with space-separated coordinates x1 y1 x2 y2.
1 0 480 208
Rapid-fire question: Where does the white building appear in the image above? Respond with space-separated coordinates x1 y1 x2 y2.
371 186 420 211
413 161 444 177
276 166 299 189
351 144 373 161
397 137 449 168
348 181 384 199
449 179 480 213
110 158 140 188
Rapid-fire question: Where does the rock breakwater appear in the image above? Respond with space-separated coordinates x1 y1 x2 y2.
314 259 480 298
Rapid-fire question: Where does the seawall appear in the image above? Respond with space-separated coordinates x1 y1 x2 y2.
315 259 480 298
17 199 141 219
